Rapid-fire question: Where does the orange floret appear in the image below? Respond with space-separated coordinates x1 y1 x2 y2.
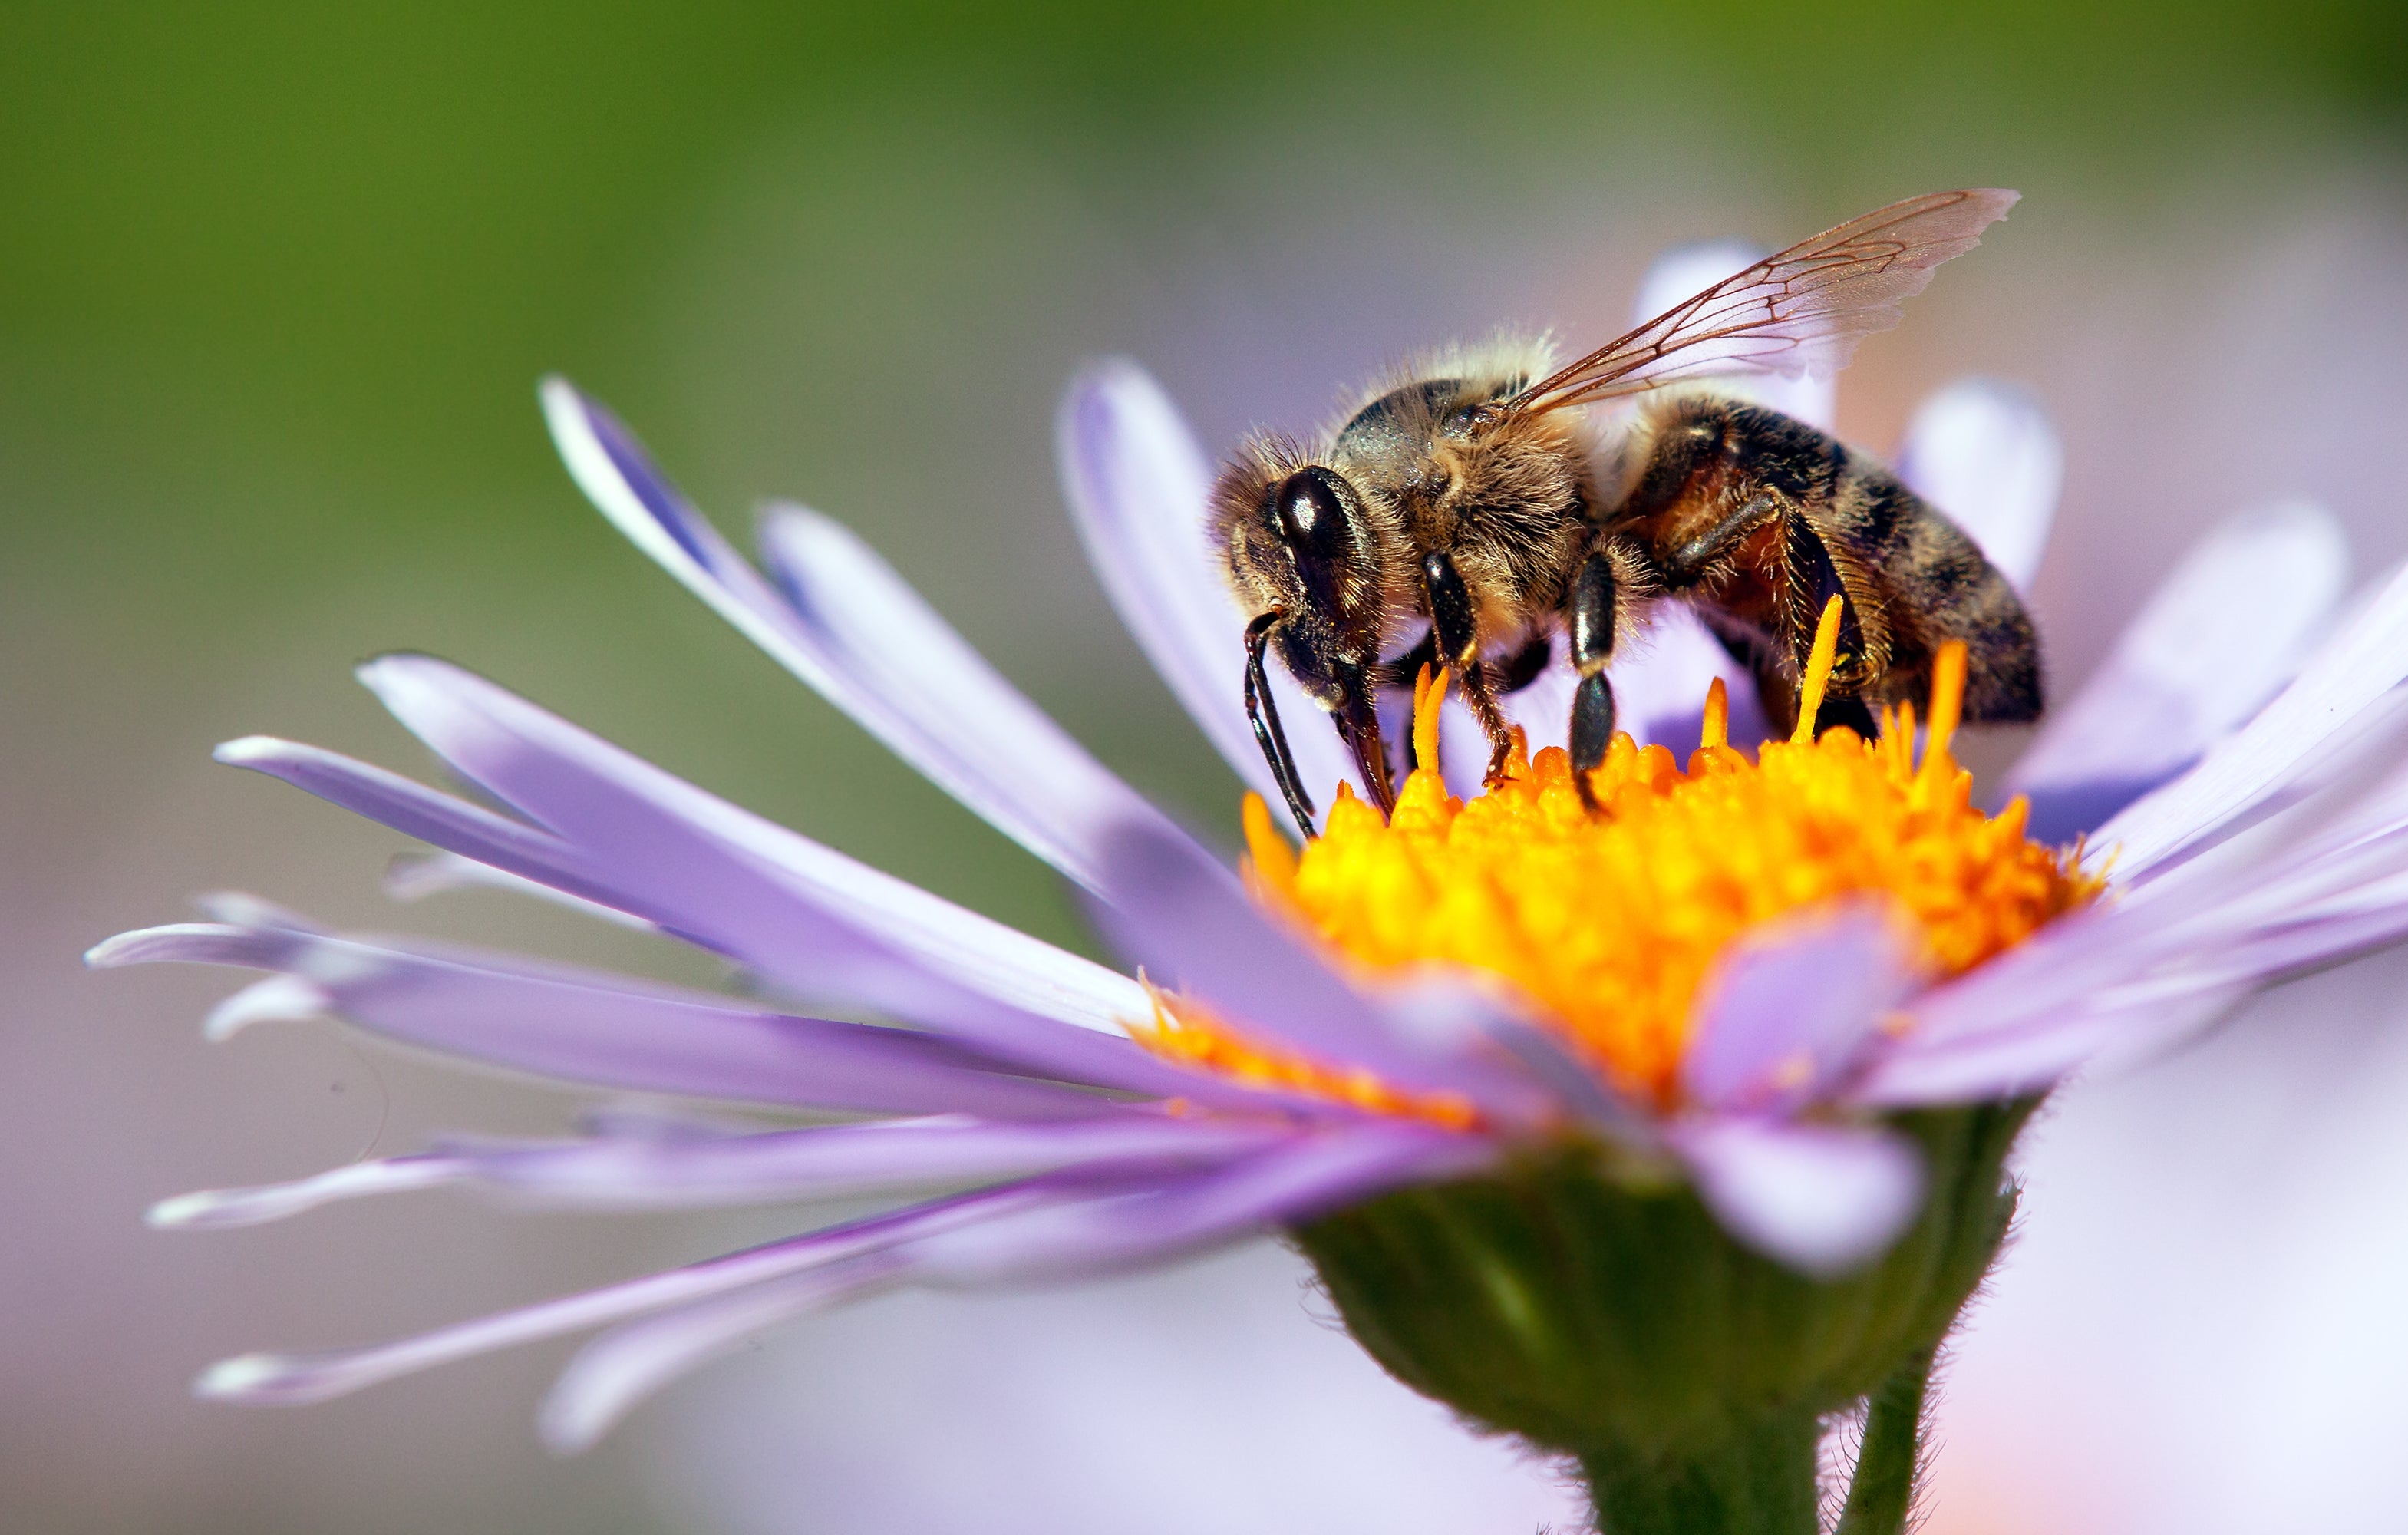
1153 600 2100 1114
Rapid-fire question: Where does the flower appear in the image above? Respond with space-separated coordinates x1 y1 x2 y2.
90 237 2408 1513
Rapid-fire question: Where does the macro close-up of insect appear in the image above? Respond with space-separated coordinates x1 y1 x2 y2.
1213 189 2043 837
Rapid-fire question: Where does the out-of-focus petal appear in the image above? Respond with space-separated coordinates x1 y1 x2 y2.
147 1156 465 1230
2007 503 2348 842
1855 985 2246 1107
88 919 1110 1117
751 501 1206 890
543 376 1191 892
1632 241 1836 430
147 1116 1291 1228
1057 361 1364 810
1894 378 2063 593
551 1123 1493 1451
1085 817 1562 1126
2097 554 2408 879
384 849 658 930
192 1184 1052 1406
906 1123 1499 1285
1681 904 1917 1114
1669 1117 1925 1277
540 1261 889 1454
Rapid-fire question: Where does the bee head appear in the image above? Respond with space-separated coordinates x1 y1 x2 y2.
1212 458 1384 708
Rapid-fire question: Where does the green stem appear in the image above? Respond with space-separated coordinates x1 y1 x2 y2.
1579 1414 1823 1535
1833 1345 1936 1535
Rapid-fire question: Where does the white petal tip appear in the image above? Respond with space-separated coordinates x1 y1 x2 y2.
536 375 591 431
203 976 330 1041
83 932 149 968
194 1352 316 1404
211 735 285 767
535 1392 615 1457
147 1190 237 1230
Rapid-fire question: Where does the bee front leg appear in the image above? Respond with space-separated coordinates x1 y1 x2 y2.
1420 550 1515 783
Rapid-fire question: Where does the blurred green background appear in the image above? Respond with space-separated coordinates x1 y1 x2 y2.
3 5 2403 1533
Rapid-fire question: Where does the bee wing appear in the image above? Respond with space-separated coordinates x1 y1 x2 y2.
1505 190 2019 417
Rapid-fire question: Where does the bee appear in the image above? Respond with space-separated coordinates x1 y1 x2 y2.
1214 189 2041 837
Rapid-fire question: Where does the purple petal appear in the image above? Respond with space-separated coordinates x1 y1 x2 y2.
1857 985 2245 1106
2007 503 2348 842
540 1121 1494 1450
1631 241 1836 429
1865 761 2408 1106
2097 552 2408 879
88 919 1113 1117
543 377 1188 893
1681 905 1917 1114
351 655 1235 1094
752 502 1208 893
226 721 1145 1043
149 1115 1291 1227
215 737 632 916
1669 1117 1925 1276
905 1121 1499 1284
1894 378 2062 594
148 1155 466 1230
1056 361 1364 808
191 1184 1051 1407
1084 816 1562 1127
539 1259 895 1452
384 850 657 931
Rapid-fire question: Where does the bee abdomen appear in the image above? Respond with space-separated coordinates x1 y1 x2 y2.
1832 449 2041 723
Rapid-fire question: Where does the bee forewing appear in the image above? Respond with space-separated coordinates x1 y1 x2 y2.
1512 189 2020 415
1632 239 1836 431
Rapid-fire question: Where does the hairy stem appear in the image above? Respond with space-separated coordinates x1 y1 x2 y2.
1834 1345 1937 1535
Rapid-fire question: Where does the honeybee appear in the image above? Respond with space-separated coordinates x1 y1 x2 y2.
1214 190 2041 837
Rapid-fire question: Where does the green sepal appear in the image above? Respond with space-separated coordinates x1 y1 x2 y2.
1289 1101 2031 1532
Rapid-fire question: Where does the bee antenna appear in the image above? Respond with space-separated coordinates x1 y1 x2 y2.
1244 611 1320 840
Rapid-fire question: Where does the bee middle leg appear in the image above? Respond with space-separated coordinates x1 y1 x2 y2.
1565 536 1657 807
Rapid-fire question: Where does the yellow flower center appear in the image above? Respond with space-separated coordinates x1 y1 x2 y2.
1140 601 2099 1121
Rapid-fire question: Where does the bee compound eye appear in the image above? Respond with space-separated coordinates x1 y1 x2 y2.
1272 467 1351 562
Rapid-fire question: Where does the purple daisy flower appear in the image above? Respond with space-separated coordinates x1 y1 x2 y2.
89 234 2408 1514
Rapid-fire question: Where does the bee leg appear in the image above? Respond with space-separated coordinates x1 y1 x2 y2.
1567 547 1621 810
1782 512 1880 739
1243 611 1319 838
1420 550 1514 783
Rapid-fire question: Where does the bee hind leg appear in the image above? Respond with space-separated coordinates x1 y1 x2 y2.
1780 512 1881 740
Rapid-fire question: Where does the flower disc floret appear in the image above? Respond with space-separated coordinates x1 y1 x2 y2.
1222 625 2098 1108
